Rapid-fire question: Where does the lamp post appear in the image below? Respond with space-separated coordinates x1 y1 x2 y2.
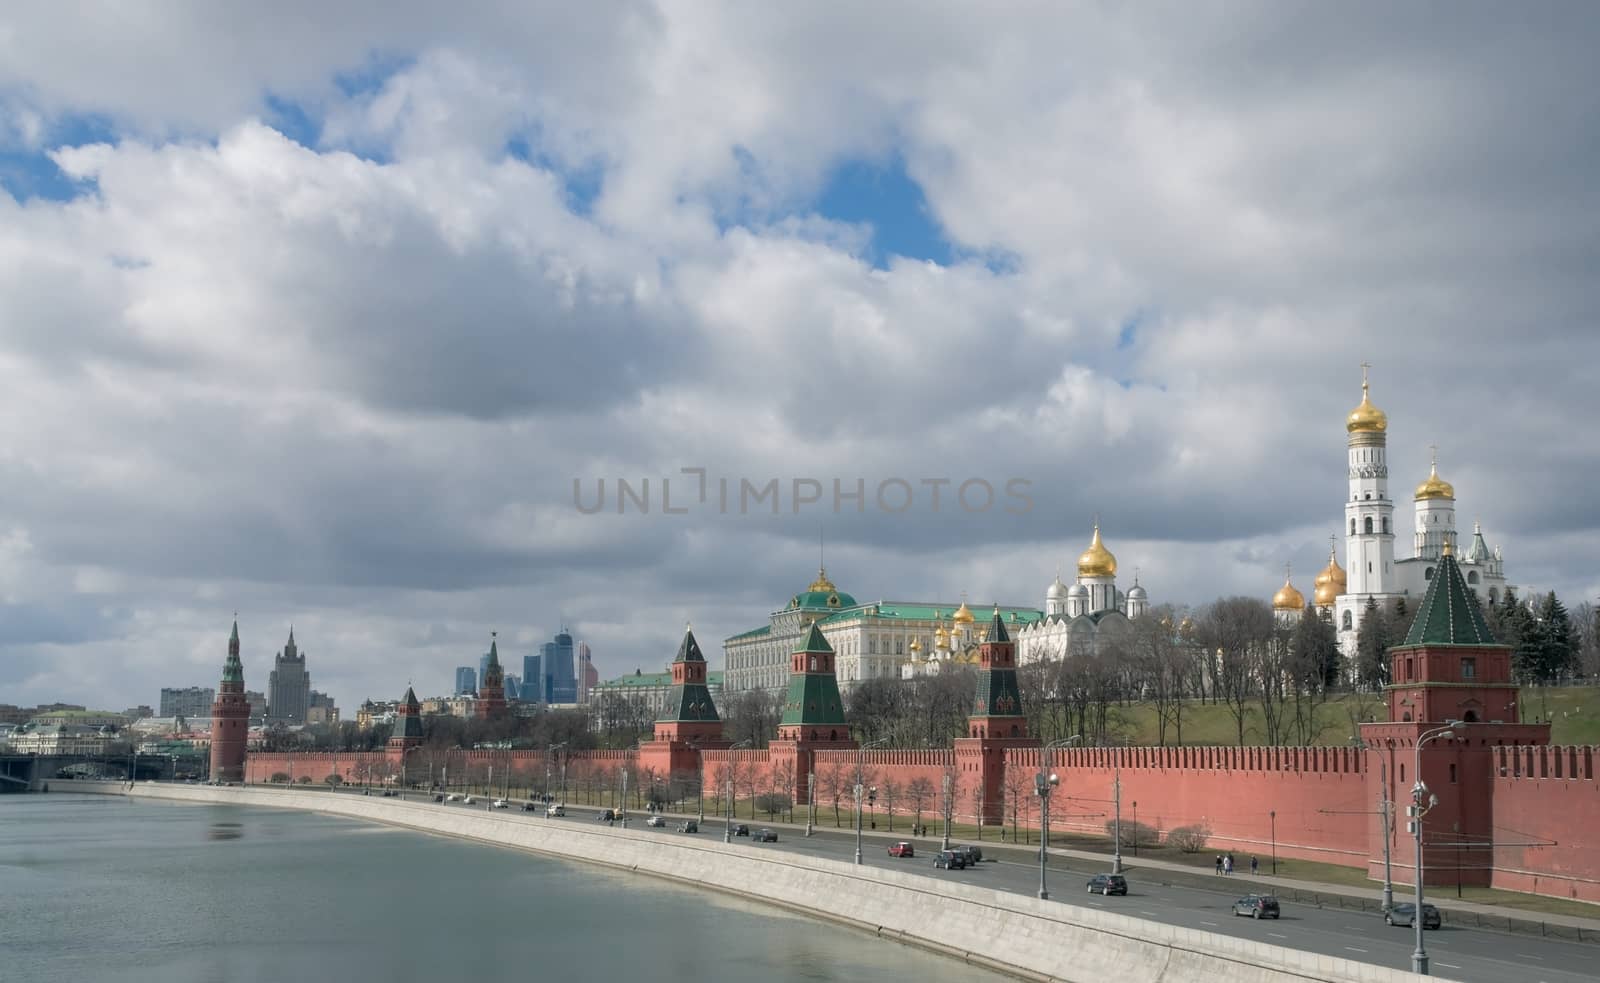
805 765 816 837
941 771 953 851
854 738 890 865
1111 761 1123 874
546 741 568 814
1411 721 1465 976
1270 809 1277 875
400 746 422 800
1037 735 1082 900
724 739 751 843
1353 736 1397 910
1132 801 1138 858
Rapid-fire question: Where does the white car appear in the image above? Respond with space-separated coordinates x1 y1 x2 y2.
446 793 461 802
463 796 476 805
546 804 566 817
492 799 509 809
646 815 666 827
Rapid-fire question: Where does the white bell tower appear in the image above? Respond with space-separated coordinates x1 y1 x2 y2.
1343 364 1395 595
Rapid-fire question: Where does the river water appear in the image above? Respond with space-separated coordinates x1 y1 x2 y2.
0 794 1007 983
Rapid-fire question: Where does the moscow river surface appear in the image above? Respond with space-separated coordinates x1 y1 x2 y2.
0 794 1007 983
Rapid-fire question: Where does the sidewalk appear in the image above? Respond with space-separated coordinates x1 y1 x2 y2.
667 803 1600 945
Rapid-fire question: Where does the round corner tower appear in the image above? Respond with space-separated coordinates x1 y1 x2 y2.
209 619 251 782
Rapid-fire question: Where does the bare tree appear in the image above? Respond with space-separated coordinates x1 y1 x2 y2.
722 689 781 748
819 762 848 827
1195 597 1275 745
771 759 796 822
879 776 901 832
1003 764 1031 843
907 776 934 834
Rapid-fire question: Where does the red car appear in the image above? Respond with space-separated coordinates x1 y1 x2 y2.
888 841 915 858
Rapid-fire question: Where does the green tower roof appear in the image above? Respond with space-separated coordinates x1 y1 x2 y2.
779 620 846 728
674 625 706 663
793 620 833 654
1402 549 1499 647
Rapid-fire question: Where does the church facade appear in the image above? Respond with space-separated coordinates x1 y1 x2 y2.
1014 523 1151 664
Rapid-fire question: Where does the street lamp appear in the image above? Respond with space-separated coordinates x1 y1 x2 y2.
805 764 817 837
854 738 890 865
1111 761 1123 874
1410 720 1465 976
400 746 423 800
1270 809 1277 875
546 742 568 815
1132 801 1138 858
724 739 752 843
1037 735 1082 900
1352 736 1397 911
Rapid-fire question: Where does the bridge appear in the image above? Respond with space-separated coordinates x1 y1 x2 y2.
0 752 202 791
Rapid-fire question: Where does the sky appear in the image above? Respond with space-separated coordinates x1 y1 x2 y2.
2 2 1598 714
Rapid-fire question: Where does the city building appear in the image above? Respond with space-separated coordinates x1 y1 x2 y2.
267 627 311 724
504 674 521 701
521 654 543 705
209 619 250 782
122 705 154 720
355 700 396 729
454 666 477 696
575 642 594 703
1333 369 1513 660
159 686 215 719
582 660 599 704
540 629 578 704
244 690 266 725
306 691 339 726
26 708 129 729
1014 523 1151 665
6 723 119 755
723 566 1041 695
591 667 725 731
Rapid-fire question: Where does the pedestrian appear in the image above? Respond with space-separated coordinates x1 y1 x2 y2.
1215 855 1223 875
1224 855 1234 876
1251 856 1259 875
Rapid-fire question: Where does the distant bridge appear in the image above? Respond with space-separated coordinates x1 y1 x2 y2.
0 753 201 792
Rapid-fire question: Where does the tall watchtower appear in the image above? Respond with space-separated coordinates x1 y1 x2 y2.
955 607 1040 824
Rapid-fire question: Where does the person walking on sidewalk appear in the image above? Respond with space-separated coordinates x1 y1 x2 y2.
1215 855 1223 875
1251 856 1259 876
1224 855 1234 875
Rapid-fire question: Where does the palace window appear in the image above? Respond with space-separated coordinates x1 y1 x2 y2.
1364 517 1374 534
1467 571 1480 585
1461 658 1476 680
1425 567 1434 581
1342 610 1353 630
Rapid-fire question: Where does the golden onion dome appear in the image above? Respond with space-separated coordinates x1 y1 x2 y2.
1076 523 1118 578
952 600 975 623
1414 463 1455 501
808 567 837 592
1312 544 1347 607
1272 575 1306 611
934 623 947 640
908 637 922 653
1346 377 1388 434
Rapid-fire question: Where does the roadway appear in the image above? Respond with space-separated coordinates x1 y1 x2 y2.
312 785 1600 983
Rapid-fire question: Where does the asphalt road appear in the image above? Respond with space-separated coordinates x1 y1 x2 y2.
322 787 1598 983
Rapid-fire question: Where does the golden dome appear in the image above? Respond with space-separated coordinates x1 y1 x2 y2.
1312 542 1347 607
807 567 837 592
1346 375 1388 434
1414 463 1455 501
1272 573 1306 611
908 637 922 653
952 600 975 623
934 623 948 640
1076 523 1118 578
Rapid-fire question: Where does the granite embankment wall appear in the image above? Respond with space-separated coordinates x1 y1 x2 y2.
79 782 1445 983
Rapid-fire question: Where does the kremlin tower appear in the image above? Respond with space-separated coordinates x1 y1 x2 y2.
476 633 507 719
209 619 250 782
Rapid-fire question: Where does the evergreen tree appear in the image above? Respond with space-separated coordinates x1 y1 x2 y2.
1495 590 1540 684
1392 596 1411 641
1354 597 1391 690
1535 591 1578 683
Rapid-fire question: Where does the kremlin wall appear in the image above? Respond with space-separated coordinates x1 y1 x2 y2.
240 550 1600 908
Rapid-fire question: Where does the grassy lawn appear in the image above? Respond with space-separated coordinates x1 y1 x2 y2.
1098 685 1599 747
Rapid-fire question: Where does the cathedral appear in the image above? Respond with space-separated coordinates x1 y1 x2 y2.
1273 368 1513 662
1015 523 1151 664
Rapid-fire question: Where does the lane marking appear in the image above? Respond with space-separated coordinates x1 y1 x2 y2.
1268 933 1288 940
1436 964 1461 971
1200 920 1219 927
1139 911 1159 917
1518 954 1544 961
1344 947 1369 954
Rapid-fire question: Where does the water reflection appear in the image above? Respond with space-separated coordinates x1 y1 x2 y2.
207 821 243 841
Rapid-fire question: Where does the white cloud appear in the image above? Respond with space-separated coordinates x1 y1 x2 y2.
0 3 1596 711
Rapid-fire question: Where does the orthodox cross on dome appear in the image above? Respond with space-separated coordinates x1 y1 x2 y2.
1361 360 1371 387
1430 443 1438 468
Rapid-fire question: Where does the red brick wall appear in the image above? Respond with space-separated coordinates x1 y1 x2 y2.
1489 745 1600 903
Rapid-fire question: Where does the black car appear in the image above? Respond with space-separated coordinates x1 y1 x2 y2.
1231 894 1281 919
733 824 750 837
753 828 778 842
1086 873 1128 896
521 801 538 812
597 809 617 822
933 850 967 870
951 844 983 864
433 793 445 802
1385 902 1442 930
678 820 698 833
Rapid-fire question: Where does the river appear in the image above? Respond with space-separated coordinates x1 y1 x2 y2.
0 793 1008 983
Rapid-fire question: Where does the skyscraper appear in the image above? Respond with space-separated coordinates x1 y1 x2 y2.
504 674 521 701
521 654 543 705
541 629 577 704
267 627 311 724
575 642 593 703
454 666 477 696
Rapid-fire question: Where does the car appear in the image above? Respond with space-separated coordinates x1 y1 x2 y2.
446 793 460 802
933 850 967 870
1231 894 1281 919
647 815 667 827
521 801 538 811
888 841 915 858
546 804 566 817
1086 873 1128 896
463 796 476 805
491 799 509 809
733 824 750 837
382 790 396 797
951 845 983 865
678 820 698 833
753 828 778 842
363 789 372 795
1385 902 1442 930
597 809 617 822
433 793 445 803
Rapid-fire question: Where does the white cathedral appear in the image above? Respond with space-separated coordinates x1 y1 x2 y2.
1015 524 1151 664
1270 368 1512 661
